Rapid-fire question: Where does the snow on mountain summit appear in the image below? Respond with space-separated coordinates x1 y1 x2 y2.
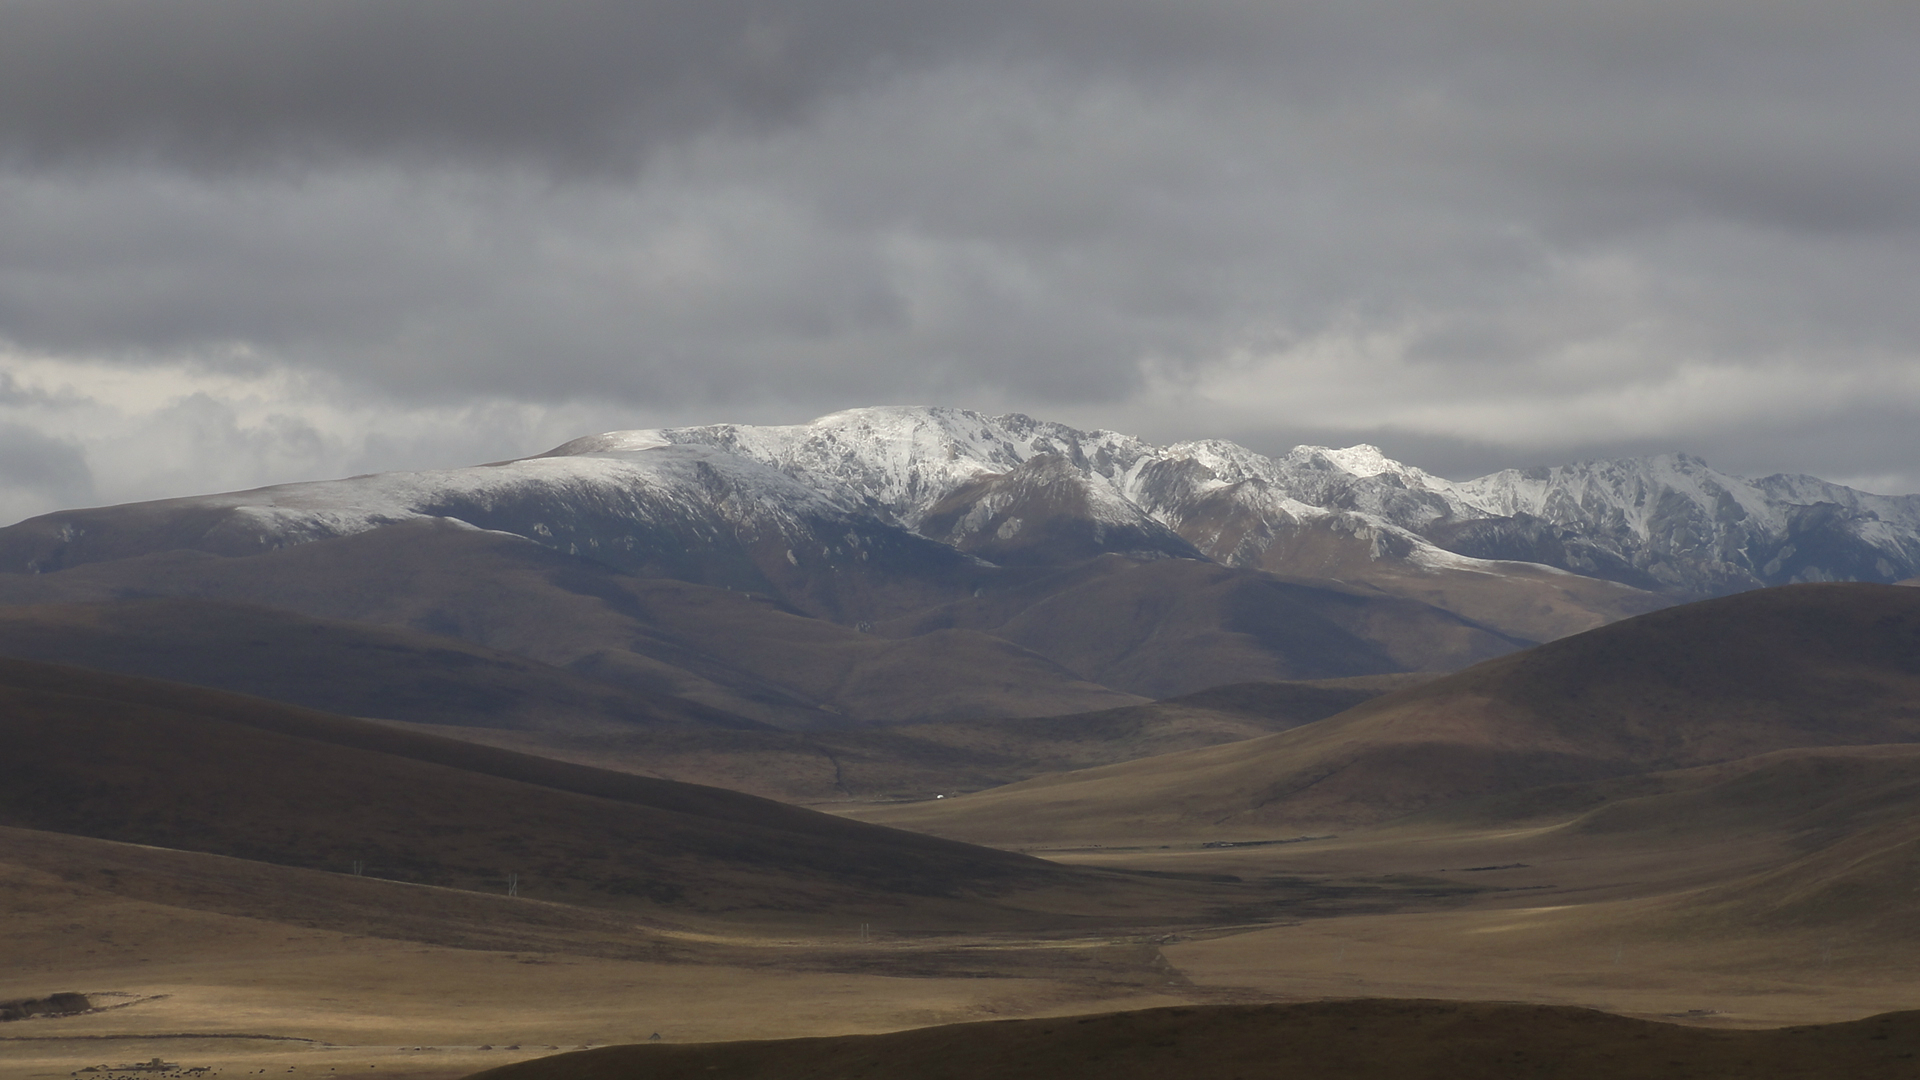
1313 443 1433 483
4 404 1916 600
555 406 1920 594
615 406 1156 527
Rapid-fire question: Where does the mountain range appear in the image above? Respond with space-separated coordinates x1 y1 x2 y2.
8 406 1914 605
560 407 1920 595
0 405 1911 748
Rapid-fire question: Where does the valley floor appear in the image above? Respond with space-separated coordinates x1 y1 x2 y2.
8 811 1919 1080
0 888 1194 1080
1039 824 1920 1027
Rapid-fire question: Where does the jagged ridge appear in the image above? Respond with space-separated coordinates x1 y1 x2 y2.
634 407 1920 595
3 406 1915 600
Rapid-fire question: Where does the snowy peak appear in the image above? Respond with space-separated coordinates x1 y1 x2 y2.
5 405 1916 606
539 429 674 456
576 407 1157 529
0 439 989 624
527 406 1920 595
1445 453 1785 538
1425 453 1920 592
1307 443 1436 485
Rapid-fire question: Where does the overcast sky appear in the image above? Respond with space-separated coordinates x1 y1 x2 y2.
1 0 1917 524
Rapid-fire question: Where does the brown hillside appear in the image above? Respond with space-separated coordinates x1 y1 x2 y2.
0 821 687 960
1177 502 1670 643
879 555 1527 697
1587 746 1920 940
0 596 761 732
1386 741 1920 942
0 519 1140 725
0 515 1601 723
469 999 1920 1080
385 677 1417 806
853 583 1920 842
0 596 1418 805
826 677 1427 790
0 654 1103 918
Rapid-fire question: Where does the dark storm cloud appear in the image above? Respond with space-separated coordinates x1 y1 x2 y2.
5 0 1910 183
0 0 935 169
1 0 1919 504
0 0 1257 170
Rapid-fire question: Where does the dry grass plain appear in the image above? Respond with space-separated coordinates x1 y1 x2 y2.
0 832 1207 1080
11 586 1920 1079
1039 825 1920 1028
12 796 1920 1080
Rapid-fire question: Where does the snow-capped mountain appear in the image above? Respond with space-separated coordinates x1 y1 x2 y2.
0 436 989 623
2 406 1915 607
1421 455 1920 592
629 406 1920 595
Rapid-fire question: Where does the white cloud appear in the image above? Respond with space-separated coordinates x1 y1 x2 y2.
0 350 701 524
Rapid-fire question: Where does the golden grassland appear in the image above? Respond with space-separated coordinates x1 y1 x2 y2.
9 585 1920 1078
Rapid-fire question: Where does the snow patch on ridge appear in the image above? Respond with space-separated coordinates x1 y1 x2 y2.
38 404 1913 594
147 443 865 554
534 406 1918 589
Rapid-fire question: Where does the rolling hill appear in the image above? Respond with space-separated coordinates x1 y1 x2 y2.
0 591 1422 804
1447 743 1920 941
0 595 763 733
0 519 1143 726
0 515 1545 723
875 555 1530 697
471 999 1920 1080
850 583 1920 843
0 653 1107 919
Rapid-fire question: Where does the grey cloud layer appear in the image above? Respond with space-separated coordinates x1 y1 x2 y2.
6 1 1911 179
0 0 938 168
1 0 1917 509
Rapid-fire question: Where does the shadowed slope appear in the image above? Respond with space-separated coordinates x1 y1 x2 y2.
880 555 1528 697
0 823 687 960
375 677 1419 806
0 520 1141 725
852 584 1920 842
0 654 1100 918
818 677 1432 793
0 517 1532 721
470 1000 1920 1080
0 596 764 732
1518 745 1920 941
1374 741 1920 943
0 594 1418 806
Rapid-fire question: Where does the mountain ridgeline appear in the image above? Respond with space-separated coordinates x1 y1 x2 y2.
6 407 1914 603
